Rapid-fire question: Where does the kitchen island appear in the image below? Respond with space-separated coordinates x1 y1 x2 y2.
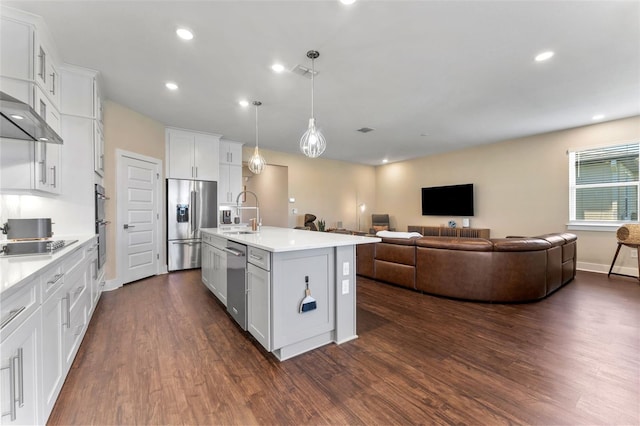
200 226 380 361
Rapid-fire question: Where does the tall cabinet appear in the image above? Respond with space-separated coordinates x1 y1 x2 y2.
218 139 244 205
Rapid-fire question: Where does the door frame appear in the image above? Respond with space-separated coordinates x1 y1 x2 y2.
114 149 163 287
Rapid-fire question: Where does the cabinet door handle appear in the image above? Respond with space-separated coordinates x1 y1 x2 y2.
39 160 46 184
124 224 135 229
51 165 57 188
16 348 23 407
62 294 71 328
46 273 64 286
249 254 263 261
100 154 104 171
0 306 26 330
74 285 84 296
50 73 56 94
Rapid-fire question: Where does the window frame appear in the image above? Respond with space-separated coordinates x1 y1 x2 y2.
568 141 640 231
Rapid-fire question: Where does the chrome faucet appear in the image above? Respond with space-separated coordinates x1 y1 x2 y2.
235 190 260 231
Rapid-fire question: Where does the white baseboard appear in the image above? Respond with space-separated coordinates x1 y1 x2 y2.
577 261 637 277
103 278 122 292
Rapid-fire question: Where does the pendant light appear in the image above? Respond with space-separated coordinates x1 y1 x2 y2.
299 50 326 158
248 101 266 174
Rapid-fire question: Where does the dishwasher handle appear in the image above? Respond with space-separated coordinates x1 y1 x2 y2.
223 247 245 257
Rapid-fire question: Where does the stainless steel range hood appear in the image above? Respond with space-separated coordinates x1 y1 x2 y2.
0 91 63 144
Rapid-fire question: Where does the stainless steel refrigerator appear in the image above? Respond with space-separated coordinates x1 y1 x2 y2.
167 178 217 271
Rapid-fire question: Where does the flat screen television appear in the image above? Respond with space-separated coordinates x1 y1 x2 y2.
421 184 474 216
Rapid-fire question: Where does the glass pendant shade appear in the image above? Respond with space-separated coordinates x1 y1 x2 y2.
248 146 266 174
300 50 326 158
300 118 326 158
248 100 266 174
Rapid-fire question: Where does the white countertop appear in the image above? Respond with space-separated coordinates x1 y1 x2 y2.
0 235 95 297
201 226 380 252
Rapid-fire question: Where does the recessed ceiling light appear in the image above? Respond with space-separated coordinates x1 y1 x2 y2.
10 114 24 120
382 158 389 164
38 137 49 141
176 28 194 40
239 100 249 107
340 0 357 4
535 51 554 62
165 82 178 90
592 114 605 121
271 63 285 73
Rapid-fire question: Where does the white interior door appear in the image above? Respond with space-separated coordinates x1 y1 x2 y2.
117 151 161 285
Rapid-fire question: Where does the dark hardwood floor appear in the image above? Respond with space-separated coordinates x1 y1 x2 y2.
48 270 639 425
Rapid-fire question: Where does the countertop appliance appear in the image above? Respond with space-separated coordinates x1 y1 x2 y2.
225 241 247 330
1 218 53 240
167 178 217 271
0 91 63 144
1 239 78 257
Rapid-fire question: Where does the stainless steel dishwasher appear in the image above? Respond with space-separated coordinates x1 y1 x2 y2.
225 241 247 330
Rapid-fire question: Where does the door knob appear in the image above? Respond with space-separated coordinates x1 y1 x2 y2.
124 224 135 229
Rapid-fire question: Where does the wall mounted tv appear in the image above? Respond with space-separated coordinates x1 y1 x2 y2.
421 183 474 216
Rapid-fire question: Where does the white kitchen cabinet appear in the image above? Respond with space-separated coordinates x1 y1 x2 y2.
38 240 95 423
166 128 220 181
58 65 104 178
201 234 227 305
218 140 243 204
40 283 66 421
0 16 33 81
247 262 271 351
220 139 243 165
212 245 227 306
0 139 60 195
0 310 41 426
34 141 61 195
218 164 243 205
201 238 214 292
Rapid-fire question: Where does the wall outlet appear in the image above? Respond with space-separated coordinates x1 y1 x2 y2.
342 279 349 295
343 261 349 276
631 250 638 258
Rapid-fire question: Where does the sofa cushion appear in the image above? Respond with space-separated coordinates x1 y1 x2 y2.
416 237 493 251
376 240 417 266
492 238 551 252
374 260 416 289
356 243 376 278
535 233 566 247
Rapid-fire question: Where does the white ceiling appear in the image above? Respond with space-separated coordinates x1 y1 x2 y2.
4 0 639 165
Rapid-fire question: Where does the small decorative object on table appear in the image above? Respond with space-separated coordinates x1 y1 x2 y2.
317 219 326 232
448 220 456 228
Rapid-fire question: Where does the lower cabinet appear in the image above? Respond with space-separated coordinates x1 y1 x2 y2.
0 309 40 426
201 241 214 293
247 260 271 351
0 238 100 425
201 235 227 306
40 285 66 419
212 246 227 306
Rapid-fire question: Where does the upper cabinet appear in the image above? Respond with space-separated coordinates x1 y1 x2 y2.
220 139 243 166
166 128 220 181
59 65 104 177
0 8 61 113
0 8 63 195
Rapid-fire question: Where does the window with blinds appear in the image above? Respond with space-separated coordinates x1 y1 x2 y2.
569 142 639 223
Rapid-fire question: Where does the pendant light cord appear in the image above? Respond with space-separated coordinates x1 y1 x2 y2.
311 57 315 119
255 103 259 148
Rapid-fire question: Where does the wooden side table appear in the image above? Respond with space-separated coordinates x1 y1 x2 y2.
608 242 640 281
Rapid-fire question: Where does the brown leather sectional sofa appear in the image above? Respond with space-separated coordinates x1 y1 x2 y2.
356 233 577 302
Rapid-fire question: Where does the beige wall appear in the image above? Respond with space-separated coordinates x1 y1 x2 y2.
242 164 289 227
242 147 376 231
376 115 640 272
103 100 166 281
